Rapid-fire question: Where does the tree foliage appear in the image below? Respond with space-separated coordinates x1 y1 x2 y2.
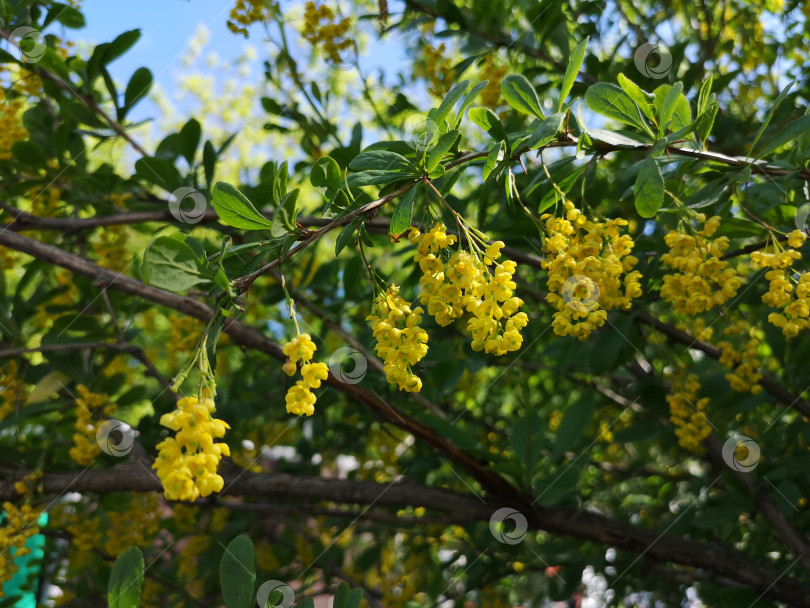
2 0 810 606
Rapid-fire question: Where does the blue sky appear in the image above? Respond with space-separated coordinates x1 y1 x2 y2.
77 0 410 123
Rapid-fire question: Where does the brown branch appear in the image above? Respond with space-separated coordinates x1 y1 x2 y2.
0 341 176 396
4 464 810 606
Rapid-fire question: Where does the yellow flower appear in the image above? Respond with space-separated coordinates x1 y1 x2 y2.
281 335 328 415
410 223 528 354
752 240 809 337
542 202 642 340
153 396 230 502
666 370 712 451
69 385 117 466
300 2 354 63
367 285 428 392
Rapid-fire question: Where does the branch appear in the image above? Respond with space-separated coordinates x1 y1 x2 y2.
0 341 176 396
704 435 810 575
5 464 810 606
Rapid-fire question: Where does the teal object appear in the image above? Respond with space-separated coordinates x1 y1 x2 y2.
1 511 48 607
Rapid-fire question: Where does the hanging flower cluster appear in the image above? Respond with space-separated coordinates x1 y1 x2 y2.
666 369 712 451
227 0 276 37
300 2 354 64
541 201 642 340
409 222 528 356
659 215 741 315
282 333 329 416
0 501 41 584
69 384 118 466
153 395 230 501
367 285 429 392
751 230 809 337
716 320 764 394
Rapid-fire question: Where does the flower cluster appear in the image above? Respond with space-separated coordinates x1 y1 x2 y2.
227 0 276 36
660 215 741 315
300 2 353 64
153 396 230 501
0 501 41 584
716 320 764 394
480 55 508 108
0 84 28 161
409 223 528 356
0 360 25 421
69 384 117 466
282 333 329 416
666 370 712 451
541 201 642 340
752 231 809 337
417 43 455 97
367 285 429 392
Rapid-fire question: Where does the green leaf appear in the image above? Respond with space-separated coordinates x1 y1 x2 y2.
347 171 417 187
696 102 718 147
178 119 201 164
310 156 342 201
617 74 655 123
134 157 181 190
203 140 216 187
468 107 508 142
434 79 469 125
425 131 459 172
634 157 664 218
141 237 208 292
501 74 544 119
750 81 795 158
107 547 144 608
697 75 714 116
334 582 364 608
389 187 417 237
336 220 360 256
124 67 152 110
454 80 488 128
483 141 505 181
11 140 48 167
348 151 415 172
528 113 565 150
220 536 256 608
47 4 85 28
271 188 299 237
559 37 588 111
105 30 142 65
552 400 595 460
753 114 810 160
211 182 273 230
585 83 651 134
654 83 691 134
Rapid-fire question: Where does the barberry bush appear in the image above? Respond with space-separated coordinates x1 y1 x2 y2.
2 0 810 606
